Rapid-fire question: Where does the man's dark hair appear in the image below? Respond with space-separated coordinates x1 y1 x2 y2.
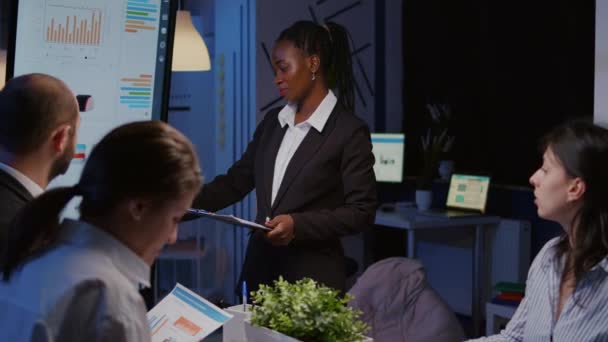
0 73 78 155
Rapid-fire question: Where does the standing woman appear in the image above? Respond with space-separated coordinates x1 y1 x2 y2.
0 121 202 341
193 21 377 293
468 121 608 341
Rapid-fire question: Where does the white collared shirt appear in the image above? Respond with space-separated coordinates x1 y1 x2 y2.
0 219 152 341
0 161 44 197
271 90 337 205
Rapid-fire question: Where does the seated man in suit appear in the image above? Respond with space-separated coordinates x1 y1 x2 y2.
0 73 79 245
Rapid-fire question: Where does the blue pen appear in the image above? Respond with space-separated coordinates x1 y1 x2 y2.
242 281 248 312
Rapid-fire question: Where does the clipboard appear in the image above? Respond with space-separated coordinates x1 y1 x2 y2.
187 208 271 231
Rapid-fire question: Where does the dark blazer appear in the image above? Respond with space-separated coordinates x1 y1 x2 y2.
194 105 378 293
0 168 34 246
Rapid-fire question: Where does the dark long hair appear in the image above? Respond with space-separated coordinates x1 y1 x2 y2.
277 20 355 112
1 121 202 281
541 120 608 290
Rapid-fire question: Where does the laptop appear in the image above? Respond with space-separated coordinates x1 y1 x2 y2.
420 174 491 218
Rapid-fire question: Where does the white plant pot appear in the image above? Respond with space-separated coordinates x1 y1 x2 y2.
415 189 433 211
223 304 252 342
243 320 372 342
243 321 303 342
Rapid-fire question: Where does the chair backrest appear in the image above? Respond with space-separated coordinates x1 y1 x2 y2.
348 257 465 342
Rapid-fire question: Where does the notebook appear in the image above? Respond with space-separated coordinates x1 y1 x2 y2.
420 174 491 218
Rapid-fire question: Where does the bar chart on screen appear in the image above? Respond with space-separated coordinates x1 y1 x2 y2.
124 0 159 33
38 1 113 62
72 144 87 163
12 0 174 206
120 74 153 115
44 3 105 46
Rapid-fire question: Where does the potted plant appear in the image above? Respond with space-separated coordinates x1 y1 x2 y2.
426 103 456 181
416 118 454 210
245 277 371 342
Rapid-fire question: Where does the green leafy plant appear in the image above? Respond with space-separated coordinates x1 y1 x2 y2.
417 128 453 190
250 277 369 342
427 103 456 160
417 103 455 190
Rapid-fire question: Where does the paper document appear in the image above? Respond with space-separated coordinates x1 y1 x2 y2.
147 283 232 341
187 208 271 231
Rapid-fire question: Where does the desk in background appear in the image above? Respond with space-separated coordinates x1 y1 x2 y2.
375 208 501 338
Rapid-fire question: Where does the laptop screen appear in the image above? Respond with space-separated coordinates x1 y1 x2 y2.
446 174 490 212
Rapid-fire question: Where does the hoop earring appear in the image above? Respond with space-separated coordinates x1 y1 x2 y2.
311 72 316 81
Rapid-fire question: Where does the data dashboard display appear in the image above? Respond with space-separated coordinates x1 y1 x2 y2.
9 0 175 188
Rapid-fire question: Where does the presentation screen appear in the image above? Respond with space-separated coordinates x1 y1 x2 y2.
370 133 405 183
7 0 176 189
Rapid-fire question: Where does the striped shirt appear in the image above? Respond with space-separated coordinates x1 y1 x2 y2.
469 237 608 342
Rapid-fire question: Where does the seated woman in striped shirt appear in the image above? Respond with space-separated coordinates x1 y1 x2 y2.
470 120 608 341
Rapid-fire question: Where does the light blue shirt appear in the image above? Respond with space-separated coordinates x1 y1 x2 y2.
469 237 608 342
0 219 151 341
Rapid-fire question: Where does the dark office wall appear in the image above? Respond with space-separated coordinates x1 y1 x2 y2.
388 0 595 263
256 0 378 128
402 0 595 187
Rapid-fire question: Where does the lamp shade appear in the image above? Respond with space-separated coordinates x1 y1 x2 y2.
172 10 210 71
0 49 6 89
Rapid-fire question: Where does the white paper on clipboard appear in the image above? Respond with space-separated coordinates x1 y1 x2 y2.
186 209 271 231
